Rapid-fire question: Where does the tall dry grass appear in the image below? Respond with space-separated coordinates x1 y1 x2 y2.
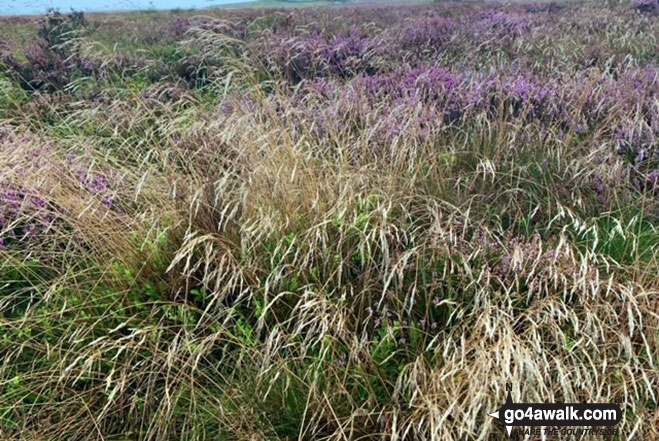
1 2 658 440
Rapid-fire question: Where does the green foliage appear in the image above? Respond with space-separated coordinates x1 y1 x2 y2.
577 214 659 265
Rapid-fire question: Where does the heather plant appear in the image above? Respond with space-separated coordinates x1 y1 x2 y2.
0 10 94 91
397 13 457 54
37 10 87 48
0 2 658 441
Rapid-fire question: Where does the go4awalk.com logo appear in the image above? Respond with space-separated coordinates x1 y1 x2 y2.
487 384 622 437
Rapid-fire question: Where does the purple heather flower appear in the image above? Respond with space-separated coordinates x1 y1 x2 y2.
399 15 457 51
0 183 52 247
593 177 607 206
476 10 533 36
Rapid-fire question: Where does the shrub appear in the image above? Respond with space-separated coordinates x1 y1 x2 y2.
0 10 94 91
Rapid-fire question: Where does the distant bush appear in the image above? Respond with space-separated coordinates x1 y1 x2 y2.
0 10 94 92
38 9 87 48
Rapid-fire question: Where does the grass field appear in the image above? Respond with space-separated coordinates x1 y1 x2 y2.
0 1 658 440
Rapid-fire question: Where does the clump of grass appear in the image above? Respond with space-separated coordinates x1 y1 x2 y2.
0 3 658 441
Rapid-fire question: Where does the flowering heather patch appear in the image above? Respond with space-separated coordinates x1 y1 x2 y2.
0 184 51 248
261 27 380 82
475 9 534 36
398 13 458 52
0 126 131 254
0 130 54 247
0 3 658 441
